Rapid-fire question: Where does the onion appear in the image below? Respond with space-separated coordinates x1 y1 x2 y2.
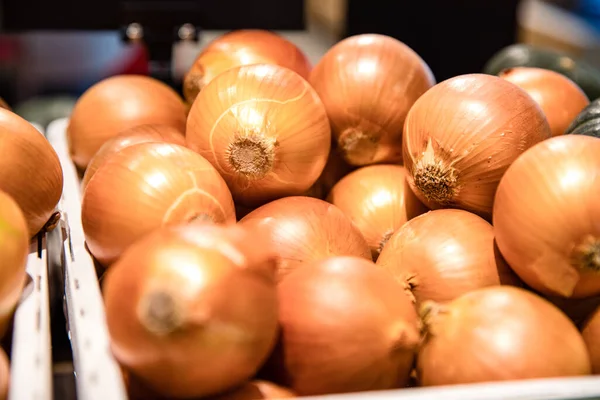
82 124 185 190
376 209 520 306
187 64 331 207
0 190 28 337
238 196 371 281
67 75 187 171
82 142 235 266
103 224 279 398
0 108 63 236
304 147 354 200
210 381 296 400
0 348 8 400
265 256 419 395
582 306 600 373
493 135 600 298
403 73 551 218
183 30 311 104
309 34 435 166
499 67 589 137
327 164 427 259
418 286 591 385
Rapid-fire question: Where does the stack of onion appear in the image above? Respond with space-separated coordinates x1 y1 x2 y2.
103 224 279 398
82 142 235 266
499 67 589 137
403 73 551 218
266 256 419 395
493 135 600 298
327 165 428 259
310 34 435 166
67 75 187 171
81 124 185 190
582 306 600 373
418 286 591 385
183 30 311 104
376 209 519 306
0 190 29 337
0 108 63 236
238 196 371 281
187 64 331 206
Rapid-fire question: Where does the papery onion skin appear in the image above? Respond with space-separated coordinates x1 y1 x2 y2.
327 165 427 259
418 286 591 386
499 67 589 137
0 108 63 236
403 73 551 218
267 256 419 395
582 306 600 373
238 196 371 281
183 30 311 104
309 34 435 166
377 209 520 306
0 190 29 337
493 135 600 298
187 64 331 207
82 142 235 266
104 224 279 398
67 75 187 171
82 124 185 190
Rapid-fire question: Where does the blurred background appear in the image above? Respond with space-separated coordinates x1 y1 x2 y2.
1 0 600 124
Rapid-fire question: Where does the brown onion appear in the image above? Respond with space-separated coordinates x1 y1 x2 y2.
327 164 427 259
494 135 600 298
104 224 279 398
304 147 355 200
82 124 185 190
0 108 63 236
67 74 187 170
377 209 519 306
403 73 551 218
582 306 600 373
0 190 28 337
183 30 311 104
418 286 591 385
238 196 371 281
309 34 435 166
82 142 235 266
0 348 8 400
499 67 589 137
187 64 331 207
265 256 419 395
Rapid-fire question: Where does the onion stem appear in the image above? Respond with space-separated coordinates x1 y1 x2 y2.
573 235 600 273
338 128 378 165
226 135 276 179
413 140 458 204
138 291 184 336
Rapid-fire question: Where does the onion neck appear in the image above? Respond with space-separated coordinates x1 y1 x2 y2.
226 135 276 179
573 235 600 273
376 230 394 259
412 139 458 205
338 128 378 166
138 290 184 336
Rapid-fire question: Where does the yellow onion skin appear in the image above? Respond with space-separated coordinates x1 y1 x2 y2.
310 34 435 166
493 135 600 298
187 64 331 207
582 306 600 373
238 196 372 281
82 142 235 267
0 108 63 236
327 164 428 260
267 256 420 395
376 209 520 306
403 73 551 219
418 286 591 386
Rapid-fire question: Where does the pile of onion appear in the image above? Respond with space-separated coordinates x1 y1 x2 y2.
304 147 354 200
82 142 235 266
499 67 589 137
238 196 371 281
82 124 185 190
0 108 63 236
187 64 331 206
582 306 600 373
403 73 551 218
309 34 435 166
493 135 600 298
103 224 279 398
183 30 311 104
266 256 419 395
376 209 519 306
327 165 428 259
418 286 591 385
67 75 187 171
0 190 29 337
